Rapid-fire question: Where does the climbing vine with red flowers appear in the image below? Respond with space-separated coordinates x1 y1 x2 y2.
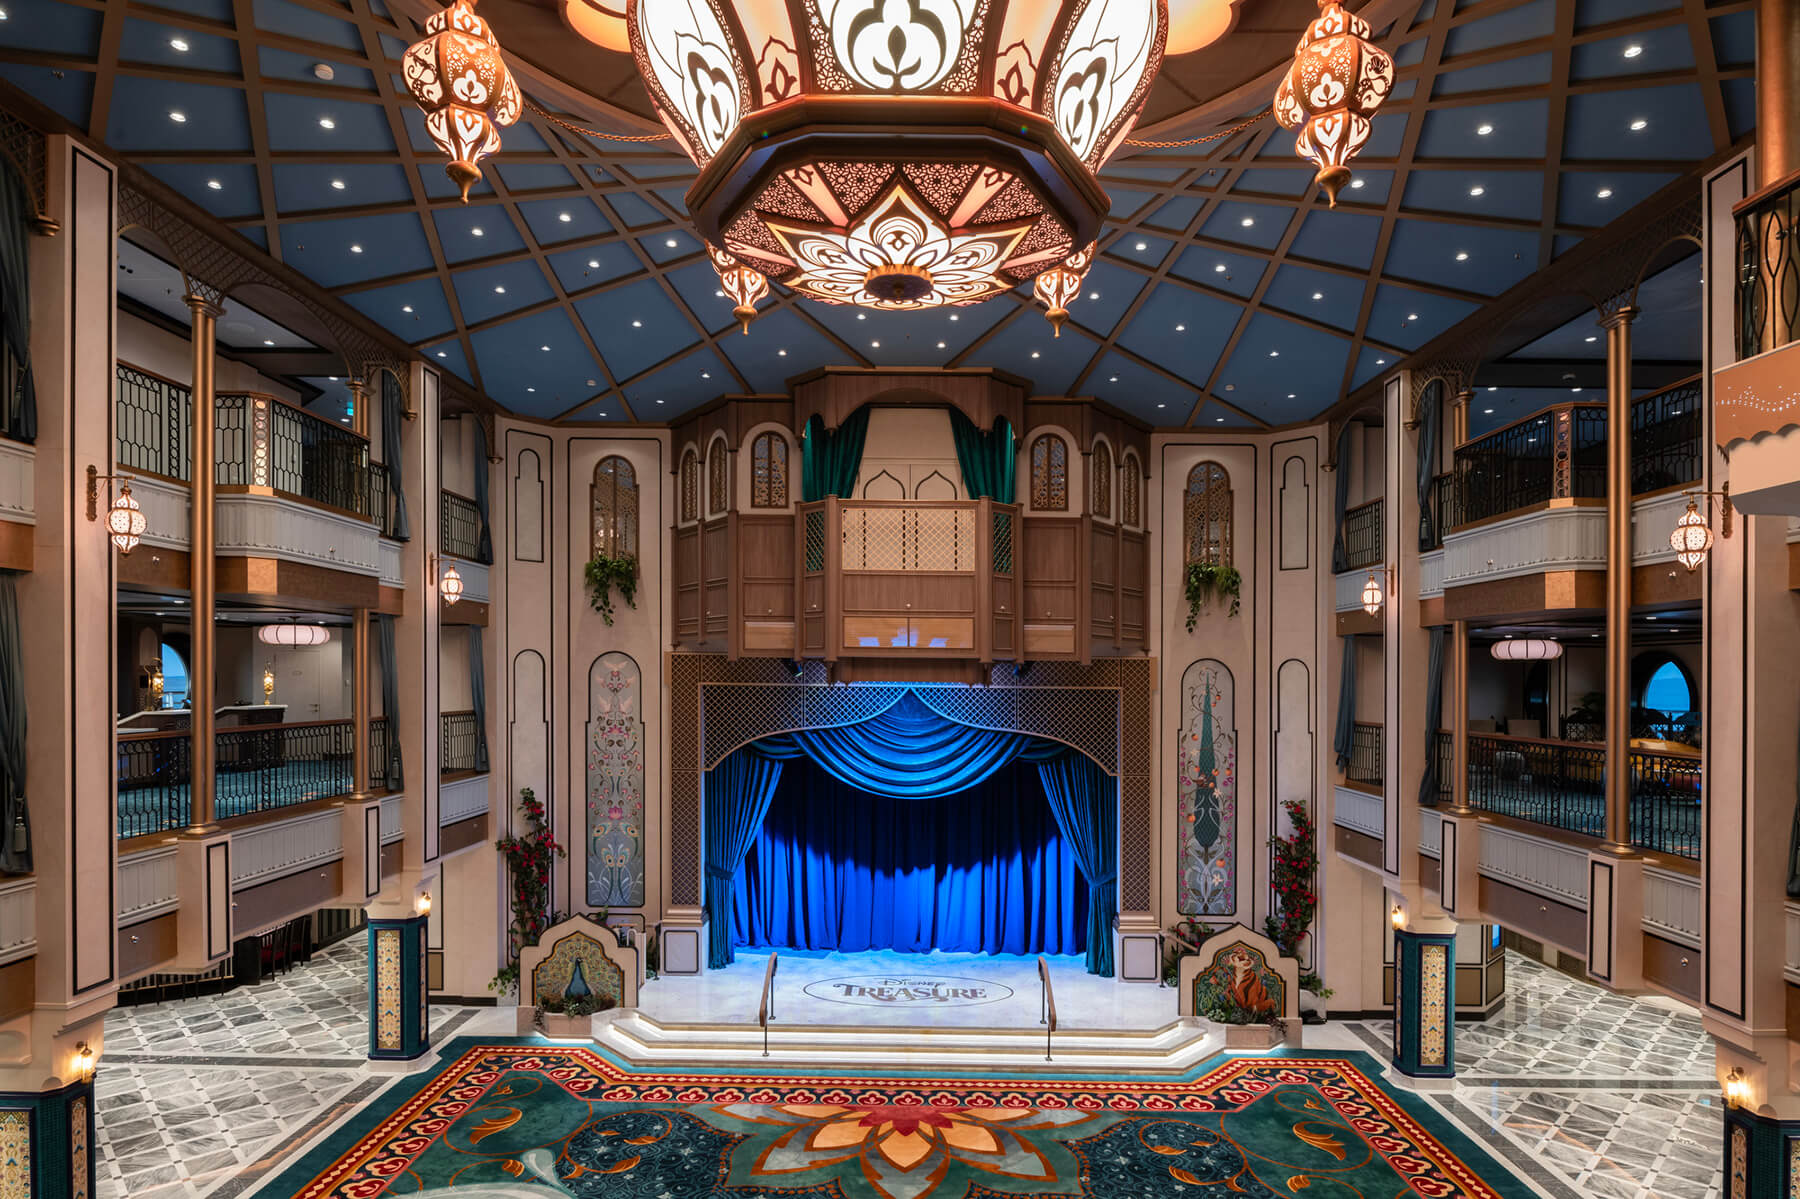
491 787 565 997
1264 797 1317 960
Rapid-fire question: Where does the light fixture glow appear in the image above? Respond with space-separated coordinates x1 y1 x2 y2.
1490 638 1563 661
1276 0 1395 205
318 116 336 129
1724 1067 1750 1109
207 179 222 190
1623 43 1643 57
1469 185 1485 196
258 624 330 647
170 36 188 50
1630 118 1647 131
169 110 187 123
403 0 518 200
1476 123 1493 135
1390 904 1406 930
1597 187 1613 198
440 562 464 604
331 179 346 190
1670 496 1717 571
1361 569 1383 616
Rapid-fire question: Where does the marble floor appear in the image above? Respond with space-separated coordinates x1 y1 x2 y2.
92 939 1719 1199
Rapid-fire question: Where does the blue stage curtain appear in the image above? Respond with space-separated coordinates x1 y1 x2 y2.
732 760 1087 957
758 693 1034 800
1036 754 1117 977
705 748 786 969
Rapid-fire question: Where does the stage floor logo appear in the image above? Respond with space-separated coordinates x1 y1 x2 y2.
802 974 1015 1008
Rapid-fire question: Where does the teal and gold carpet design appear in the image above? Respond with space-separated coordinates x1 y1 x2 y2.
277 1039 1534 1199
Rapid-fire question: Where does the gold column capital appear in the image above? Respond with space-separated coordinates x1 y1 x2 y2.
181 292 224 322
1599 304 1639 331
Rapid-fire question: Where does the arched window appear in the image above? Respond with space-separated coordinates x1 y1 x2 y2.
159 641 189 709
679 448 699 525
706 438 728 517
750 431 788 508
1633 652 1698 741
1184 462 1233 566
591 455 638 559
1091 440 1113 520
1030 434 1068 511
1121 453 1142 529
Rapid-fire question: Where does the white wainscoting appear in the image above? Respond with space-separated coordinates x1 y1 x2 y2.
440 774 489 825
445 555 490 602
230 810 344 888
1420 809 1442 857
1441 506 1607 588
122 473 191 551
1631 491 1700 568
118 846 181 924
1641 867 1701 948
216 493 380 576
1476 824 1588 905
0 879 35 966
1333 785 1384 840
0 440 33 525
380 537 405 588
380 793 404 844
1419 550 1445 599
1334 571 1369 614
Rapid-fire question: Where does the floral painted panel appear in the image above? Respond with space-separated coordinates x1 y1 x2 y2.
587 652 645 908
374 928 402 1051
0 1110 27 1199
1420 942 1448 1067
1178 660 1237 916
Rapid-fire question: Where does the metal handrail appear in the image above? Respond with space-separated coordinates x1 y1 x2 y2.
1342 498 1383 570
1037 954 1056 1061
759 951 779 1058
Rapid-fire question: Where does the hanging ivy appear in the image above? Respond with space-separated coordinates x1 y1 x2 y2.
1184 562 1243 629
490 787 565 997
583 552 639 626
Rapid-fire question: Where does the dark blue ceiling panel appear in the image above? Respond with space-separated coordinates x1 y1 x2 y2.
1230 167 1314 198
1192 399 1257 428
1556 169 1679 228
1433 51 1552 96
494 162 577 193
1402 167 1543 224
1571 27 1694 81
1443 0 1555 55
1723 78 1756 141
251 0 361 51
106 77 251 152
1350 345 1398 390
122 17 239 71
0 64 92 128
1104 232 1176 270
1289 209 1381 269
1576 0 1678 30
1114 283 1238 386
342 277 456 344
664 259 749 338
1214 312 1350 423
1104 184 1154 220
1393 35 1429 69
432 204 526 263
272 161 410 213
1339 170 1393 205
807 296 1009 366
964 311 1097 394
1145 194 1201 233
547 243 642 294
278 212 433 287
1416 99 1551 159
422 337 472 384
1384 218 1539 296
143 162 261 220
3 0 101 53
264 91 391 153
1199 199 1293 250
518 195 612 246
236 226 267 250
469 308 604 412
637 228 702 264
1563 84 1716 160
452 259 556 326
717 307 843 394
1169 245 1266 298
133 0 232 20
1711 10 1755 66
1086 352 1197 424
574 277 701 381
607 191 669 229
1261 263 1364 333
1060 260 1147 338
1366 283 1478 350
617 348 730 420
258 47 375 91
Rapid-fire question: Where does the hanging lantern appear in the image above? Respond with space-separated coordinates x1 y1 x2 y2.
258 624 331 647
404 0 522 202
106 484 147 555
1670 498 1713 571
1274 0 1395 207
1490 638 1563 661
1033 243 1095 337
1360 568 1383 616
710 246 770 334
262 665 276 705
441 563 465 605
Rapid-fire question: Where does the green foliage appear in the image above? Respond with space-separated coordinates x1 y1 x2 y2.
1263 798 1318 961
1199 992 1280 1027
1183 563 1243 629
1298 971 1334 999
1160 918 1217 985
490 788 565 997
583 553 639 625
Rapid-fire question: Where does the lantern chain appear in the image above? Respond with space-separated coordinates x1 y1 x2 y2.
1121 108 1272 148
523 98 676 142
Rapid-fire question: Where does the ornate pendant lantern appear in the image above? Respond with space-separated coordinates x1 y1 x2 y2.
1274 0 1394 207
613 0 1170 327
1669 499 1712 571
1033 242 1095 337
1360 568 1382 616
404 0 522 202
711 246 771 335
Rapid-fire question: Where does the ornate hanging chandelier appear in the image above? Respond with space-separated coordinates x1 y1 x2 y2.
404 0 522 202
1274 0 1394 207
616 0 1169 326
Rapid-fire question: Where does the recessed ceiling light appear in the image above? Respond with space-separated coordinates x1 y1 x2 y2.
588 259 599 268
1571 386 1581 392
1476 123 1493 135
1469 185 1485 197
349 243 362 253
1596 187 1613 199
1349 178 1365 189
330 178 346 190
1487 386 1497 392
169 110 187 123
402 304 414 313
1585 335 1597 342
206 179 222 190
1630 119 1647 131
1135 241 1147 251
1216 416 1225 423
1484 407 1495 414
1240 217 1254 227
665 237 678 248
1376 358 1386 365
1268 350 1279 357
1287 392 1296 399
319 116 335 129
262 338 274 346
1110 376 1119 383
540 345 550 351
779 349 788 356
436 351 446 358
1031 351 1041 358
527 386 535 392
1215 263 1227 273
494 285 505 293
169 36 188 50
702 371 710 379
1647 614 1658 620
949 314 959 321
631 319 642 327
857 313 866 320
1088 291 1099 300
1407 313 1419 321
937 341 946 349
1454 251 1469 261
657 399 665 404
871 340 880 348
558 212 571 222
1623 43 1643 57
1312 291 1324 301
1157 402 1166 408
1176 324 1186 331
471 226 484 236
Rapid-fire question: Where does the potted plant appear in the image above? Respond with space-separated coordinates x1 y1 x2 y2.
1265 798 1330 1021
490 788 565 1001
1184 562 1242 630
583 552 639 626
533 990 615 1038
1200 993 1286 1050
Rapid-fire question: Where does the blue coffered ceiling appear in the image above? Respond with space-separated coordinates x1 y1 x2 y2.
0 0 1752 427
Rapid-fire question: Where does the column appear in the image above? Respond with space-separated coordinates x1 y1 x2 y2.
1438 390 1485 919
367 910 431 1061
351 610 370 796
184 292 221 830
1391 908 1457 1080
1381 371 1428 889
9 132 114 1199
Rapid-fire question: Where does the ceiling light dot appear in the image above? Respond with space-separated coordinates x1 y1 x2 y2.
1630 119 1648 131
1240 217 1254 227
540 345 550 351
331 179 348 191
349 243 362 253
1031 351 1041 359
1484 407 1495 414
1623 43 1643 57
206 179 222 190
1349 178 1365 189
1487 386 1498 392
1176 324 1186 331
1469 185 1485 197
527 386 535 392
1476 123 1493 135
631 319 642 328
1585 335 1597 342
871 340 880 348
168 110 187 123
318 116 335 129
1157 403 1166 408
1135 242 1147 251
701 371 710 379
169 36 188 51
1407 313 1419 321
436 351 446 358
1269 350 1279 357
1088 291 1099 300
665 237 678 248
587 259 599 268
779 349 788 356
1596 187 1613 199
1110 376 1119 383
857 313 866 321
1455 251 1469 261
262 338 274 346
494 285 505 293
1313 291 1324 301
1215 263 1227 273
1376 358 1386 365
1287 392 1296 399
937 341 946 349
558 212 571 222
1216 416 1225 423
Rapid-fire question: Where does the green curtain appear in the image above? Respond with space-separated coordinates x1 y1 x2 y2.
948 409 1016 502
0 572 29 874
801 407 870 502
0 160 35 444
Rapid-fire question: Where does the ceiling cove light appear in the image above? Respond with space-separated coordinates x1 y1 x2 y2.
404 0 521 201
1276 0 1395 207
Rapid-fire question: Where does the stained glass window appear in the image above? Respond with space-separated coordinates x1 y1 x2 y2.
679 448 699 524
1185 462 1233 566
1030 434 1068 511
707 438 728 516
591 455 638 558
1092 440 1113 520
1122 453 1142 529
751 431 788 508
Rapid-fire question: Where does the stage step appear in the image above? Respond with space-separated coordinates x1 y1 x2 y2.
591 1011 1228 1072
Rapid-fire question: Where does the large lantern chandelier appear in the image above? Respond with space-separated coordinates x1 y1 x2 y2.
404 0 522 202
1274 0 1394 207
613 0 1170 325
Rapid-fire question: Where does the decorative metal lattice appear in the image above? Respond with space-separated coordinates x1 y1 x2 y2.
591 455 639 558
803 507 826 573
1121 453 1142 529
1184 462 1233 567
991 510 1014 576
1091 440 1112 520
751 431 788 509
839 505 976 572
1030 434 1068 511
679 448 699 524
707 439 728 517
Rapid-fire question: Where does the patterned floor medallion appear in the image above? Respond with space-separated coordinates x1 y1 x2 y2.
273 1040 1540 1199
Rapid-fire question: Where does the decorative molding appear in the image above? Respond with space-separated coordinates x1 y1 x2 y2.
1418 549 1444 599
1641 866 1701 949
379 793 405 845
119 473 191 551
216 493 380 575
1631 491 1700 566
1441 506 1607 587
1334 569 1370 614
117 847 180 924
0 879 35 966
0 441 33 525
1333 784 1384 840
1476 824 1588 906
439 774 489 826
229 810 344 888
379 537 406 588
1419 808 1441 857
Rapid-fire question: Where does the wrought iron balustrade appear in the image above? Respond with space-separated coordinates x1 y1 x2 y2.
440 489 483 561
370 462 401 538
1435 730 1453 805
115 364 192 480
1423 473 1457 550
1452 404 1605 527
118 730 192 839
440 710 481 775
0 340 28 445
1735 176 1800 361
1344 722 1383 791
1342 498 1383 570
1629 376 1703 494
369 716 392 792
117 719 358 838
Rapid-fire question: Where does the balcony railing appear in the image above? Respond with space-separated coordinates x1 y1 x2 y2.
1435 729 1453 805
1735 177 1800 361
114 364 376 518
440 709 481 775
1342 499 1383 570
1423 473 1457 551
370 462 402 539
440 489 483 561
1344 722 1383 791
369 715 392 792
117 719 355 839
1466 732 1699 859
1628 376 1703 495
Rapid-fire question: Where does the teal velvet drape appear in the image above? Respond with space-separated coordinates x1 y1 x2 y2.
0 161 35 444
1036 753 1117 977
801 407 871 502
706 749 787 969
948 409 1016 501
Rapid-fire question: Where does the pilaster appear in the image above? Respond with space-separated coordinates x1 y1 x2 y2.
1392 916 1457 1079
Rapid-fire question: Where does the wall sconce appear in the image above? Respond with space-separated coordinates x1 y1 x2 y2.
429 553 464 606
1723 1066 1749 1109
1362 564 1393 617
262 662 275 705
148 667 164 709
1670 482 1733 571
73 1041 96 1081
1390 904 1407 930
86 466 147 555
415 890 433 916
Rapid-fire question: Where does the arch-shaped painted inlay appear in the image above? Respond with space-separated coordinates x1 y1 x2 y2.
1279 455 1309 571
509 649 549 838
1178 659 1237 917
513 448 544 563
586 652 645 907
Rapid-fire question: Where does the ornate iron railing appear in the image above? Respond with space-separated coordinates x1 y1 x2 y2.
214 720 354 820
370 462 401 538
440 709 481 774
440 489 482 561
1631 748 1702 859
1342 498 1383 570
1629 376 1703 494
0 339 28 445
117 730 193 839
1452 404 1606 526
1345 722 1383 790
115 364 192 480
369 716 392 792
1464 732 1699 859
1435 730 1453 805
1735 177 1800 361
1423 473 1457 550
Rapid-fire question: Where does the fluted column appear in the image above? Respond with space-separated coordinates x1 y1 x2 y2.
184 293 222 829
